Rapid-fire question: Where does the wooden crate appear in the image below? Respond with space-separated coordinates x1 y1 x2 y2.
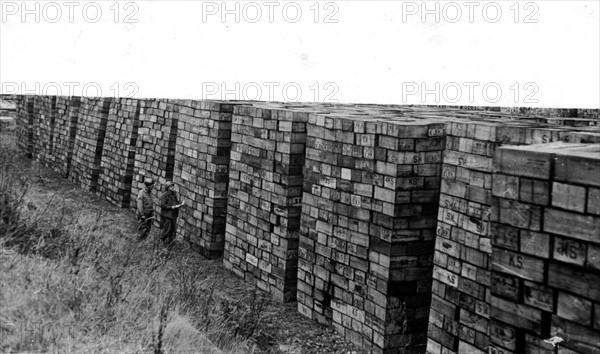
51 96 81 178
224 103 323 302
297 110 445 354
426 118 581 354
129 99 181 229
173 100 248 258
31 96 58 168
490 142 600 354
97 98 141 208
68 97 112 192
15 95 35 157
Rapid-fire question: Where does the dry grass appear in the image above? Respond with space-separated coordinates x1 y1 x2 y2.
0 114 358 354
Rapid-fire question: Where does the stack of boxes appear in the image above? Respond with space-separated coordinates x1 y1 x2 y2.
426 119 570 354
224 103 317 302
32 96 57 168
51 96 81 178
559 129 600 144
173 100 244 258
131 99 179 220
297 112 446 353
490 142 600 354
68 97 112 192
97 98 141 208
15 95 34 157
8 94 600 354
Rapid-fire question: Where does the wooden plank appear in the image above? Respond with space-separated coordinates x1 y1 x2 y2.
490 320 517 352
554 147 600 187
553 236 587 267
523 280 554 312
492 248 545 282
491 271 520 301
556 292 592 326
495 146 553 179
551 315 600 354
552 182 587 212
544 208 600 245
548 261 600 301
491 295 542 335
520 230 550 258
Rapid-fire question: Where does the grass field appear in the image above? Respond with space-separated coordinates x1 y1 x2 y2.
0 108 359 354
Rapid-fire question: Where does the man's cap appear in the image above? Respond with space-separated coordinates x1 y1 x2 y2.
164 181 175 188
144 177 155 186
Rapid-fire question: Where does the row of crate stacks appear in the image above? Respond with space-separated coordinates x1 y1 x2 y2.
426 118 600 354
488 143 599 354
14 94 600 354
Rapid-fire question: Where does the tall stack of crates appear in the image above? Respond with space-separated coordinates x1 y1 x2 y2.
15 95 34 157
490 142 600 354
68 97 112 192
97 98 141 208
7 95 600 354
173 100 246 258
297 112 446 353
224 103 319 302
131 99 179 222
32 96 57 168
51 96 81 178
426 119 569 354
31 95 43 161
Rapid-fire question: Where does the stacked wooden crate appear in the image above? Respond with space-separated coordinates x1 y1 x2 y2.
173 100 244 258
297 111 446 354
489 142 600 354
68 97 112 192
32 96 57 168
51 96 81 178
224 103 321 302
559 128 600 144
97 98 141 208
425 119 574 354
130 99 179 221
16 95 35 157
30 95 43 162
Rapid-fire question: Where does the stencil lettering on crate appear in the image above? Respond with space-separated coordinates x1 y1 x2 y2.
553 237 587 266
490 320 517 352
433 266 459 288
492 249 544 282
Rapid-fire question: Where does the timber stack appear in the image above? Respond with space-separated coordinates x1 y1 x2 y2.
68 97 111 192
98 98 141 208
32 96 57 168
297 111 445 354
490 142 600 354
50 96 81 178
15 95 34 158
130 99 179 220
173 100 242 258
224 103 319 302
426 118 574 354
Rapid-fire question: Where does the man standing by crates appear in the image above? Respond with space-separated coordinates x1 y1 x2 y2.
136 177 155 241
160 181 183 247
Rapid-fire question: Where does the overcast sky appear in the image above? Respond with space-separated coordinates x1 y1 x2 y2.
1 1 598 108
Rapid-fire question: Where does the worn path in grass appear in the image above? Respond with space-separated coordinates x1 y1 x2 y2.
0 106 361 354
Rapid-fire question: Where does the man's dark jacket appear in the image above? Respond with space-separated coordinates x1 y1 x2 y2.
160 190 180 219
